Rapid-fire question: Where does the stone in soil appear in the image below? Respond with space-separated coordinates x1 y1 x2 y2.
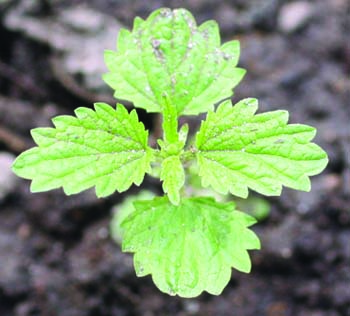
278 1 315 33
0 152 18 202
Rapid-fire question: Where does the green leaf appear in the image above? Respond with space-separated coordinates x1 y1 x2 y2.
196 99 328 198
160 156 185 205
121 197 260 297
12 103 153 197
103 8 245 115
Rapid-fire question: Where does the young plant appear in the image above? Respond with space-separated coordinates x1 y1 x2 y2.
12 8 328 298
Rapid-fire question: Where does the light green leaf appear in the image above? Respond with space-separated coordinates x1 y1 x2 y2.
121 197 260 297
103 8 245 115
196 98 328 198
160 156 185 205
12 103 153 197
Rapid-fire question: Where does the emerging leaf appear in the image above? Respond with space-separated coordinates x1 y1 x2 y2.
104 8 245 115
122 197 260 297
196 99 328 198
160 156 185 205
12 103 152 197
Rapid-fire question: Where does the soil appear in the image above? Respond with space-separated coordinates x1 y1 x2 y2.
0 0 349 315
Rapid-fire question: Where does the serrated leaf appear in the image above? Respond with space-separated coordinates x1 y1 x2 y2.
121 197 260 297
196 99 328 198
103 8 245 115
160 156 185 205
12 103 153 197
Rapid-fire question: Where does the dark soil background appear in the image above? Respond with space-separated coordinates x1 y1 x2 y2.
0 0 349 315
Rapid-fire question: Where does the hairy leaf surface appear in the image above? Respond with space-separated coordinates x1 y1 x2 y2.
12 103 152 197
104 8 245 115
196 99 328 198
122 197 260 297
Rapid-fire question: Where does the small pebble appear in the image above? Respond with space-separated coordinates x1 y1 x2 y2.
322 173 341 192
0 152 18 201
278 1 315 33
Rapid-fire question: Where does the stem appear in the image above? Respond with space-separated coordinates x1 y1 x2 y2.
181 147 197 163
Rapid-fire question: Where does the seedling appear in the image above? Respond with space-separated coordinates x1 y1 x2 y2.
12 8 328 297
